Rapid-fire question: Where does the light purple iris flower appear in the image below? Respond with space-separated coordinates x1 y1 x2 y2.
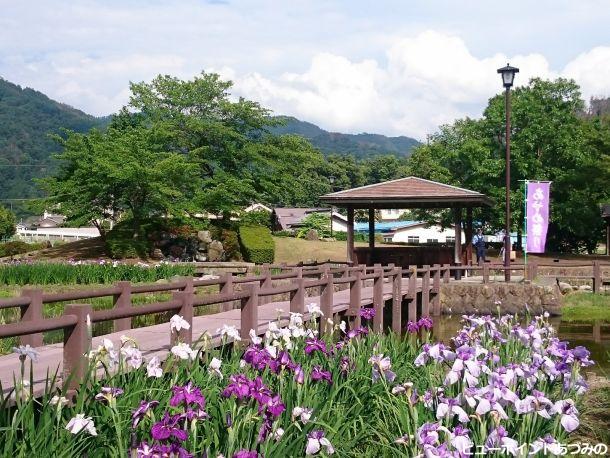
484 426 519 456
293 364 305 384
514 389 553 419
553 399 580 432
475 392 508 420
436 396 469 423
369 354 396 383
450 425 473 454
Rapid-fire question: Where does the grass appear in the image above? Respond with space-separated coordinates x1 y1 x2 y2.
273 236 368 264
561 293 610 322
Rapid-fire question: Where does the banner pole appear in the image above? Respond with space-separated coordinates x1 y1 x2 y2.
523 180 528 264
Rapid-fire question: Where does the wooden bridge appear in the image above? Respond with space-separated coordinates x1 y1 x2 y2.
0 260 607 398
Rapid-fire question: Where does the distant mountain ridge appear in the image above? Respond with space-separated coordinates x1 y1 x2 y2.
271 116 419 157
0 77 109 211
0 78 419 215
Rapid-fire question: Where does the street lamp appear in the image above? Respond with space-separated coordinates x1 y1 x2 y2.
329 176 335 238
497 63 519 281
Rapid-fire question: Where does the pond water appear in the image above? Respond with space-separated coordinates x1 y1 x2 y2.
431 316 610 376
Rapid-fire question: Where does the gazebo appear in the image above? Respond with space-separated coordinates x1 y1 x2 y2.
602 204 610 255
320 177 493 268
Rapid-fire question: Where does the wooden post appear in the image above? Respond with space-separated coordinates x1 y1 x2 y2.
372 266 384 332
221 272 234 311
454 207 462 280
593 261 601 294
348 268 362 328
483 263 490 284
20 288 43 347
421 265 430 317
290 277 306 315
407 266 417 322
260 264 273 305
347 207 355 264
368 208 375 249
392 267 402 334
466 207 473 266
442 263 451 283
112 281 132 333
63 303 92 391
241 283 259 344
320 273 334 336
432 264 441 316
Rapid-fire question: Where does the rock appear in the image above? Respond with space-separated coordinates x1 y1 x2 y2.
207 240 224 262
197 230 213 243
195 253 207 262
198 241 209 251
155 279 169 284
151 248 164 260
200 274 220 280
557 281 572 294
305 229 319 241
168 245 184 259
579 284 593 291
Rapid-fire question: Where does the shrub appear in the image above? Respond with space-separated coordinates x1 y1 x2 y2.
272 230 294 238
239 210 272 228
334 232 367 242
296 213 331 239
0 241 46 257
221 229 242 261
239 225 275 264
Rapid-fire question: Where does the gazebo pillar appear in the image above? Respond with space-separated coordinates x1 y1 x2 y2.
368 208 375 249
606 218 610 256
465 207 473 265
454 207 462 280
347 207 355 264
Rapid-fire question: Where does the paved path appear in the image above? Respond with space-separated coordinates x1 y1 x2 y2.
1 278 418 398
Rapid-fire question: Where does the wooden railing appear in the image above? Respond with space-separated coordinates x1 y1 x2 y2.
0 259 608 390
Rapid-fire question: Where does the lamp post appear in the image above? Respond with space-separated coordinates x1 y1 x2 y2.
329 176 335 238
497 63 519 282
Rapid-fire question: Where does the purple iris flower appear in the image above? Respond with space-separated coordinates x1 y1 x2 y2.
339 356 354 376
138 443 192 458
293 364 305 384
170 382 205 409
311 365 333 384
451 425 473 454
131 399 159 428
222 374 252 399
257 416 273 443
417 316 433 330
259 394 286 418
233 451 260 458
304 338 328 356
269 350 293 373
405 321 419 334
249 376 273 405
184 407 209 421
553 399 580 432
359 308 375 320
150 412 188 442
416 422 440 447
345 326 369 340
243 346 271 371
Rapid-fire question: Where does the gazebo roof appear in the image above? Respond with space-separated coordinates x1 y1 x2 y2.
320 176 492 208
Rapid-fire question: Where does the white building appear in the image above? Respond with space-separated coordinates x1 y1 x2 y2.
386 222 464 244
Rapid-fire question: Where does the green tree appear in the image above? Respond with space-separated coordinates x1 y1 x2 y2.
408 78 609 252
0 205 16 240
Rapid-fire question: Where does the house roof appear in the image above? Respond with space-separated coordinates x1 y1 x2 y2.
320 176 492 209
273 207 330 230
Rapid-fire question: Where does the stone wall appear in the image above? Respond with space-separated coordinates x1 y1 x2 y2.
439 282 561 316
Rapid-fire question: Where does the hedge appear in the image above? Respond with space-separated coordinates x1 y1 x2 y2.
238 225 275 264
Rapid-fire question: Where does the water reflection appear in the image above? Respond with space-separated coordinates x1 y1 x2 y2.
431 316 610 376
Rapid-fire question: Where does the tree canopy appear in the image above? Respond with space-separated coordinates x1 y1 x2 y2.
0 205 16 240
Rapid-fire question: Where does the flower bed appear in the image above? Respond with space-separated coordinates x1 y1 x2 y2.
0 260 194 285
1 309 593 457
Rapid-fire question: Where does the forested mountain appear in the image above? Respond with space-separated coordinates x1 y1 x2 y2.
0 78 109 213
270 116 419 157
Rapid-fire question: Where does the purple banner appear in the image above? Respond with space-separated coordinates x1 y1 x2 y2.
526 182 551 253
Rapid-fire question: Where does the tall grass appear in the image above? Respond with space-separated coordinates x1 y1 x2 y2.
0 262 195 286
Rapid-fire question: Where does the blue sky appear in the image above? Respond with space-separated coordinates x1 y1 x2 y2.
1 0 609 138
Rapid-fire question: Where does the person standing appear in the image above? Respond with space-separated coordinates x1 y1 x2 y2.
472 228 486 265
